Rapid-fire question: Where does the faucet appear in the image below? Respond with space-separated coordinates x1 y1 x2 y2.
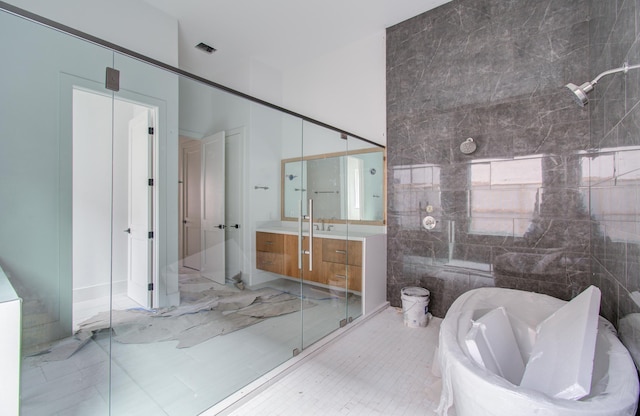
320 219 325 231
327 225 334 231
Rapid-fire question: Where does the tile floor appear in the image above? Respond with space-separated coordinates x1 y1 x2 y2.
219 307 448 416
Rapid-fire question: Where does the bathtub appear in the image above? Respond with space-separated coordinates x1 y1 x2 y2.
436 287 639 416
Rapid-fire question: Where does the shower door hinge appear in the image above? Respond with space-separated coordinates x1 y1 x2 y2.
105 67 120 92
148 283 154 291
339 318 347 328
148 127 154 135
340 133 347 140
148 178 154 186
293 348 300 357
148 231 154 239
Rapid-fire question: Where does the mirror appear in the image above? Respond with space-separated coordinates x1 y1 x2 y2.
281 149 385 224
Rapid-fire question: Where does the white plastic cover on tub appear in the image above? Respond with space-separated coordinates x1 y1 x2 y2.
520 286 601 400
436 287 639 416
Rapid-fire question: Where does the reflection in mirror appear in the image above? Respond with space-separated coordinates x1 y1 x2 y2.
281 149 385 224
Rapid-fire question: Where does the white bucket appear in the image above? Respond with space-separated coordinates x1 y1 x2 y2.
401 287 430 328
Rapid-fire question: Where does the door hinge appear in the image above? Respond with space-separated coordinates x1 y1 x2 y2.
148 231 154 239
105 67 120 92
148 283 154 291
148 127 154 135
340 133 348 140
148 178 154 186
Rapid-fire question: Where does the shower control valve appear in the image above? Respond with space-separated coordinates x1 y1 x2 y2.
422 216 437 230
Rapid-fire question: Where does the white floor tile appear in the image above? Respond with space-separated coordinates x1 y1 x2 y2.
224 307 443 416
22 278 442 416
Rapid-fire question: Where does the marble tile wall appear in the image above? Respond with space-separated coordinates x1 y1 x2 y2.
385 0 635 320
588 0 640 326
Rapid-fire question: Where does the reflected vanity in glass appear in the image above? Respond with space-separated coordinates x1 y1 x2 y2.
281 148 385 224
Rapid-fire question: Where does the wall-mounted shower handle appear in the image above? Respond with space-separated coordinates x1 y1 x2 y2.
299 199 314 271
307 199 313 271
298 199 303 270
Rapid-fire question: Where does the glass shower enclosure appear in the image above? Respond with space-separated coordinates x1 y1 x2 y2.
0 4 384 415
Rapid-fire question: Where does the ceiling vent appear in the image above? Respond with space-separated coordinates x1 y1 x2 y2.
195 42 216 54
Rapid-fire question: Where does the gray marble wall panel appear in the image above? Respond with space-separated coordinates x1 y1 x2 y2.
587 0 640 329
387 0 595 319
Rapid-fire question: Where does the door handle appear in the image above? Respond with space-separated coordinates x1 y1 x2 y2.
217 224 226 229
183 220 187 224
124 228 131 234
226 224 240 229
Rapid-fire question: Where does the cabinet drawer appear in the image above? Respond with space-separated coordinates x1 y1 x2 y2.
322 239 362 266
256 252 283 274
322 262 362 292
256 232 284 253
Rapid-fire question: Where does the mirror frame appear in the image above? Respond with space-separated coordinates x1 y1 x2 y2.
281 148 386 225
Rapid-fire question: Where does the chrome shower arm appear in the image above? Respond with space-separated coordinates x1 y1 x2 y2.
591 62 640 85
566 62 640 107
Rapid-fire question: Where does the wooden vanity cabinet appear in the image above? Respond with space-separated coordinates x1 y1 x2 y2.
256 232 284 274
256 231 363 292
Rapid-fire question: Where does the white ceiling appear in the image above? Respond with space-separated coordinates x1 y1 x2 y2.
143 0 450 77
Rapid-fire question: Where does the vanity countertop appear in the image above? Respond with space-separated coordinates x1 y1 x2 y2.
256 226 384 241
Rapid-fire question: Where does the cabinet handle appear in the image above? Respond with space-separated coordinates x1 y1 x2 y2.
335 250 347 254
335 274 347 279
265 241 273 245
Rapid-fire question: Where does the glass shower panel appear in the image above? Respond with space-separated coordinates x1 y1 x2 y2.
0 9 115 415
104 58 305 412
300 121 348 349
345 135 385 322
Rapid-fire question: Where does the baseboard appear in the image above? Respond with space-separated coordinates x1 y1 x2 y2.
73 280 126 303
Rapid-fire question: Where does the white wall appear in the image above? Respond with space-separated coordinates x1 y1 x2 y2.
282 31 387 146
5 0 179 66
4 0 385 147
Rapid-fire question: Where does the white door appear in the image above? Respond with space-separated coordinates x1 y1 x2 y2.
201 131 225 284
127 109 154 308
182 140 202 270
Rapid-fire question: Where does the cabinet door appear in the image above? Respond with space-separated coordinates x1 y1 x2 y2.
322 262 362 292
256 232 284 253
322 239 362 266
256 252 283 274
283 234 300 278
302 237 324 284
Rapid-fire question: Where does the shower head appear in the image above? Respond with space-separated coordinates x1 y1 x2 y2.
565 82 593 107
565 62 640 107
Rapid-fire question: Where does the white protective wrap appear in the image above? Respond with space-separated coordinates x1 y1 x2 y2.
436 287 639 416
